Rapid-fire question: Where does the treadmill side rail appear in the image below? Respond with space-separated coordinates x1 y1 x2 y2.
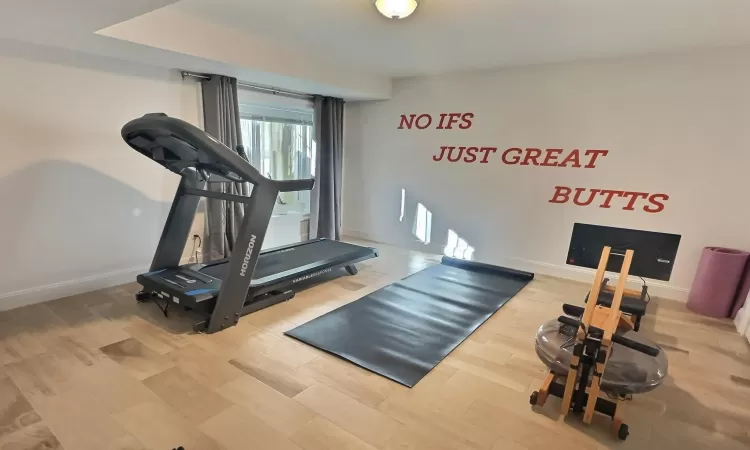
251 244 379 290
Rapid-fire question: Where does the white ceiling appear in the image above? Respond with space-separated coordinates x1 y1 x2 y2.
0 0 390 99
171 0 750 77
3 0 750 99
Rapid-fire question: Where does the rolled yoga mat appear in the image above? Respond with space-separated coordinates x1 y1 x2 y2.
731 261 750 319
687 247 749 318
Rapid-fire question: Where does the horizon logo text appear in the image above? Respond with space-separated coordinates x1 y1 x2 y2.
239 235 257 277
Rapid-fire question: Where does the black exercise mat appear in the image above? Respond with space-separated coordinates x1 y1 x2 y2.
285 257 534 387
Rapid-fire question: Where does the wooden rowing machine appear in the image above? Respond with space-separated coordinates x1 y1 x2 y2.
529 246 661 440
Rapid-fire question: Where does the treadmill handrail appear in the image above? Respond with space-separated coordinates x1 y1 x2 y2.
277 178 315 192
122 113 315 191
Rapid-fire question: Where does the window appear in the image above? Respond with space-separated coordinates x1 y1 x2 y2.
238 91 315 216
238 90 315 247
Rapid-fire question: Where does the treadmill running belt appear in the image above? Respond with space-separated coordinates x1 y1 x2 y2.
202 239 366 282
285 257 534 387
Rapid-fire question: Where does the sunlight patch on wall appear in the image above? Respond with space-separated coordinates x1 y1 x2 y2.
445 229 475 260
399 188 405 222
413 202 432 244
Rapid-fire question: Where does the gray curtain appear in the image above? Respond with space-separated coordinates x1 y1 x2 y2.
311 96 344 240
200 75 249 260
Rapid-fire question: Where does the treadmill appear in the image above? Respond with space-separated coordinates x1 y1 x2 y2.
122 113 378 333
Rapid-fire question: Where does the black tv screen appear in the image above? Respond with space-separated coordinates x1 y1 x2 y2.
567 223 681 281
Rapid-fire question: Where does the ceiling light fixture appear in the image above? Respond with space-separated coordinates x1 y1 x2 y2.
374 0 419 20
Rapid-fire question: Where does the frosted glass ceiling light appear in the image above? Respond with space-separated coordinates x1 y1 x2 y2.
374 0 419 19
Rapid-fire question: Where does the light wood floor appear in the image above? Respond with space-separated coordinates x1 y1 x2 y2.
1 241 749 450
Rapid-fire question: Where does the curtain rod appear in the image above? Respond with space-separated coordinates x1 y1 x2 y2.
181 71 314 101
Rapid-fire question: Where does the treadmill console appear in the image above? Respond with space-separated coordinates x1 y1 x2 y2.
138 268 222 305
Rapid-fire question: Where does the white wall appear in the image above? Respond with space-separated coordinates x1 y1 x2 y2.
0 41 201 310
343 47 750 300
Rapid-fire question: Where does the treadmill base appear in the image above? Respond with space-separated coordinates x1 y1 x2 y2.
192 289 296 333
189 261 368 333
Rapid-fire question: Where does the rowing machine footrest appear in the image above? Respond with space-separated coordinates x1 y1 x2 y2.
587 289 647 316
557 315 580 328
600 294 647 317
562 303 584 317
610 333 660 357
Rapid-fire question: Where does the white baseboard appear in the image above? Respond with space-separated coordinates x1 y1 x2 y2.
503 257 689 302
0 266 148 311
341 229 689 302
342 229 373 241
0 230 689 312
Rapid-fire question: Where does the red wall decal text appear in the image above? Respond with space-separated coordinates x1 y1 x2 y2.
432 147 609 169
399 113 475 130
549 187 669 213
397 113 670 213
